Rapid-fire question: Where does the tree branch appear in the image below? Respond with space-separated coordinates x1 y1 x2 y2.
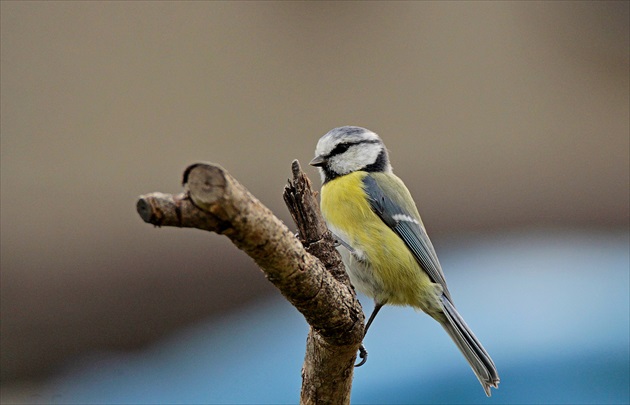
136 161 365 404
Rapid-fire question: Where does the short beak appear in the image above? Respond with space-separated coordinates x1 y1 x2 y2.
309 155 327 167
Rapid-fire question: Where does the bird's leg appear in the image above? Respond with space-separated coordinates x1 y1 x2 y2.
355 302 384 367
364 302 383 334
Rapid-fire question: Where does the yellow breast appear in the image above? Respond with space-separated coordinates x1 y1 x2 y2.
320 172 435 307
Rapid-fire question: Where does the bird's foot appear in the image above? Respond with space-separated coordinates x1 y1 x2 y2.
354 344 368 367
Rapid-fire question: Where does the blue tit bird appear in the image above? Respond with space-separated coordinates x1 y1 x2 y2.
309 126 499 396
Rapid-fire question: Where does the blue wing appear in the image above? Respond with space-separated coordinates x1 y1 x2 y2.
362 174 451 300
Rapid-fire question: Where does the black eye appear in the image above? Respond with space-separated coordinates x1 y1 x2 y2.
331 143 351 155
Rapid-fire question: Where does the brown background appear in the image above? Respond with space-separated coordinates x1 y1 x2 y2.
1 0 628 386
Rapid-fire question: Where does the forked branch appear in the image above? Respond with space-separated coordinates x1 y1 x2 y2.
136 161 365 405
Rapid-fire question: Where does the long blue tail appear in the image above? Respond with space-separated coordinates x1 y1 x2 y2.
440 295 500 396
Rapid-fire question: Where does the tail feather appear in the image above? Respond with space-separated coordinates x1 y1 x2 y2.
440 295 500 396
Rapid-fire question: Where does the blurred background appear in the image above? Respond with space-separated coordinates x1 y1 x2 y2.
1 1 628 404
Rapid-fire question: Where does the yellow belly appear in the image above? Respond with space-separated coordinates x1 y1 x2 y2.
321 172 438 310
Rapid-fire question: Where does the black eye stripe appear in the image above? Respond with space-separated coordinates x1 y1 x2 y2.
327 139 380 158
331 143 351 155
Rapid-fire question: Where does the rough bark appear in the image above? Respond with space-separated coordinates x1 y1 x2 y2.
136 161 365 404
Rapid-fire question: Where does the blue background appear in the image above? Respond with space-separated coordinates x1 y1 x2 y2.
39 230 629 404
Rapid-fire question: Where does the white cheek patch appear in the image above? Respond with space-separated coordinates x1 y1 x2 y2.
360 143 382 165
392 214 420 225
329 143 382 175
329 155 353 175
